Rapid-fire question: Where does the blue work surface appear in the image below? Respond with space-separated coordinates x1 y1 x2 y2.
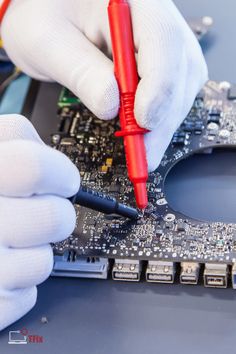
1 1 236 353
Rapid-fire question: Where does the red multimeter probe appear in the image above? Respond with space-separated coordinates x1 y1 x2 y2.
108 0 148 209
0 0 11 23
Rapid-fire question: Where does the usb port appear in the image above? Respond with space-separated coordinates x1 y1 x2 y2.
204 263 228 288
112 259 141 282
146 261 176 283
180 262 200 285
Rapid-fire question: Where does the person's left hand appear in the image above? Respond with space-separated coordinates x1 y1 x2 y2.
0 114 80 331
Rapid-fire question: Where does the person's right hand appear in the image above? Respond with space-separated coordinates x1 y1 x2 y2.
2 0 208 171
0 115 80 331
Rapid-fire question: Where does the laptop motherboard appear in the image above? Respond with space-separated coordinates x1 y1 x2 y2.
49 17 236 289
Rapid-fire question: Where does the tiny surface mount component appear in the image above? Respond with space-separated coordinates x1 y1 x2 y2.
227 84 236 100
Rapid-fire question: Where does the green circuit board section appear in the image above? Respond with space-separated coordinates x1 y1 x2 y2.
58 87 81 108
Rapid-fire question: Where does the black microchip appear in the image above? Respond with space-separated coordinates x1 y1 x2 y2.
207 115 220 124
87 219 96 226
140 236 147 242
194 121 204 134
177 223 187 232
172 137 185 146
109 184 120 193
175 131 186 137
172 132 187 146
183 121 195 132
228 85 236 100
208 108 221 116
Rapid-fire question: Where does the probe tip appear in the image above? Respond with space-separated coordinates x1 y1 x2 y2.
134 182 148 210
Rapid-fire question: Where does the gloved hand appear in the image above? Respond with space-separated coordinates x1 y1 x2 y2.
2 0 208 171
0 115 80 331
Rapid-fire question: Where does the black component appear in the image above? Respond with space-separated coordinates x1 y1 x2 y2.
172 138 185 146
208 108 221 116
207 115 220 124
109 184 120 193
177 223 187 232
172 132 187 146
228 85 236 100
70 186 139 220
182 118 204 134
194 121 204 134
183 121 195 132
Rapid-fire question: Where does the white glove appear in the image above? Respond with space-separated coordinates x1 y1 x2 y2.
2 0 208 171
0 114 80 331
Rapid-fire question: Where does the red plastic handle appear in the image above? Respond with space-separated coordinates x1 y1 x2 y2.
0 0 11 23
108 0 148 209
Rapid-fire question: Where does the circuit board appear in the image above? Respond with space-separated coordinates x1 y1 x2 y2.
50 17 236 288
50 80 236 288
